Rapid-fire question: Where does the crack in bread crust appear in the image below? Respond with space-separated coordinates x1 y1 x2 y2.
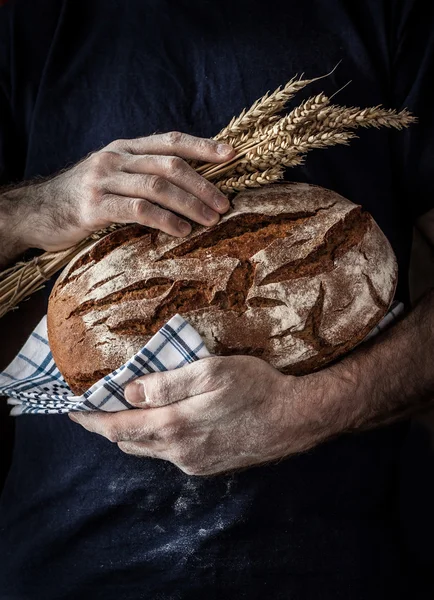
64 208 369 322
67 277 175 319
158 211 322 261
47 183 398 392
259 207 369 285
62 225 148 284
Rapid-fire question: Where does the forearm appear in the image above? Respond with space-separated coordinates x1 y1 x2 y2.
0 133 235 269
0 186 31 268
322 288 434 434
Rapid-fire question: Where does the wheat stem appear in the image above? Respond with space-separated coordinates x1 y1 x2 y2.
0 67 416 319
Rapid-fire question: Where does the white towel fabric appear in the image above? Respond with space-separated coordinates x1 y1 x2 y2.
0 302 404 416
0 314 210 416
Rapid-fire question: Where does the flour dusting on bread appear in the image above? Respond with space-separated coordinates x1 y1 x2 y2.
47 183 398 393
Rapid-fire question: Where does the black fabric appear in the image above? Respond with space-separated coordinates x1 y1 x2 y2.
0 1 433 598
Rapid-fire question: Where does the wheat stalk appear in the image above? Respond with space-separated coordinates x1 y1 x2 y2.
198 100 414 181
310 104 415 132
214 75 312 145
0 241 93 317
216 167 285 194
254 93 331 140
214 62 342 146
0 225 121 318
0 69 416 319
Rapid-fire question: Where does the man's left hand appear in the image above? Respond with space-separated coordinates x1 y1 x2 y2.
69 355 342 476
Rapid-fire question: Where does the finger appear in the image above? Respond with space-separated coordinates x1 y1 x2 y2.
108 131 235 164
69 409 157 443
69 405 178 444
121 154 230 213
98 194 192 237
117 441 159 458
124 357 221 408
107 172 221 227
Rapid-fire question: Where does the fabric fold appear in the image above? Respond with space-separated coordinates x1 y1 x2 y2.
0 314 210 415
0 303 403 416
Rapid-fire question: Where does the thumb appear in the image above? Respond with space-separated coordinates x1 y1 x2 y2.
124 378 151 406
124 362 204 408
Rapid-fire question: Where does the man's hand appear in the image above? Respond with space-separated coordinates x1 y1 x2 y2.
69 355 338 476
68 213 434 477
69 283 434 476
0 132 234 256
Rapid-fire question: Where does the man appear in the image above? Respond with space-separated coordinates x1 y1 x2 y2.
0 0 433 598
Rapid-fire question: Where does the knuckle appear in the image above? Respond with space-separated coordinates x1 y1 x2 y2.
160 424 179 443
144 205 178 233
166 155 185 175
149 376 169 404
131 198 149 219
172 446 190 466
182 193 199 211
160 417 182 442
165 130 184 146
158 208 178 228
146 174 167 194
198 137 212 152
106 425 121 443
105 138 124 152
82 171 103 202
178 457 205 477
117 441 134 454
122 425 144 442
200 358 227 387
90 150 116 171
193 177 211 196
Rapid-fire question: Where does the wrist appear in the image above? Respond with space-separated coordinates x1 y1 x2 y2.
314 358 366 432
0 180 56 252
281 366 358 447
0 191 30 265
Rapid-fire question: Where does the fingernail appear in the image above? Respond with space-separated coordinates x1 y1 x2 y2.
69 413 79 422
178 220 191 235
214 195 229 210
217 143 233 156
203 205 218 222
125 380 146 405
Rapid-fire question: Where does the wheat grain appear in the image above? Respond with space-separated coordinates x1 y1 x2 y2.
254 94 330 140
308 105 416 133
214 75 313 145
216 167 285 193
215 63 343 145
0 71 416 318
236 129 355 171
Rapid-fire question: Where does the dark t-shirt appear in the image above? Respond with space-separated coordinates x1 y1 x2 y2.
0 1 433 598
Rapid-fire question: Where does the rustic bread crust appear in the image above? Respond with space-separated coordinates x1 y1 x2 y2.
47 183 398 393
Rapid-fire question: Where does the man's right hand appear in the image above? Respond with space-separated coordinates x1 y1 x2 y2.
1 132 235 254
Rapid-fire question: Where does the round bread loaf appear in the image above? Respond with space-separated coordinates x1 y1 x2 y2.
47 183 397 394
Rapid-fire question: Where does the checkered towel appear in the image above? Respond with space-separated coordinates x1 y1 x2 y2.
0 314 210 416
0 303 404 416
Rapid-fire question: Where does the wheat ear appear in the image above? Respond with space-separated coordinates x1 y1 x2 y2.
0 68 416 319
310 105 416 132
214 63 341 145
216 167 284 194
